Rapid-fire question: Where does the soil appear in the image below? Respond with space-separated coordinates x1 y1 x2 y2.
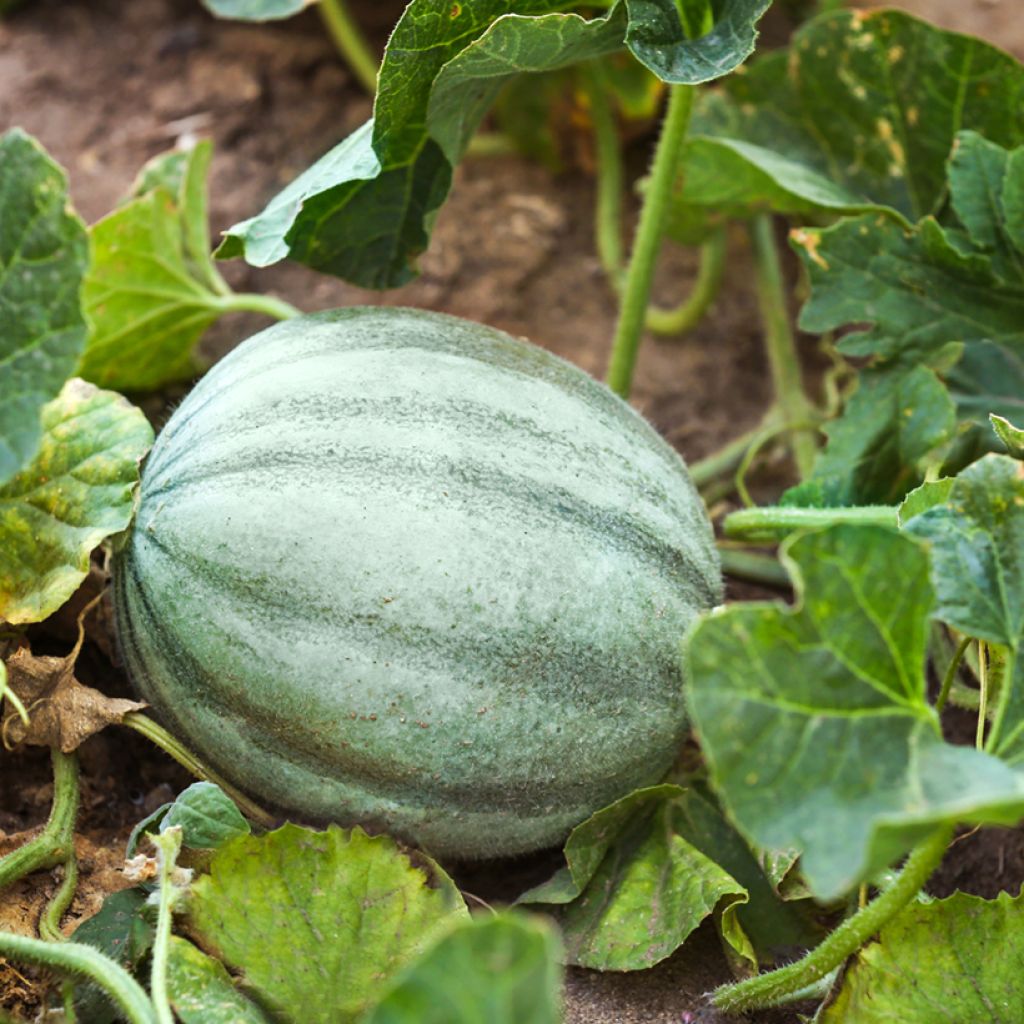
2 0 1024 1021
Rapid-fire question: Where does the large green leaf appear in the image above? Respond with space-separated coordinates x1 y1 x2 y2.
80 142 238 391
0 129 89 486
670 9 1024 239
992 414 1024 458
167 937 274 1024
0 379 153 625
782 366 956 508
518 785 750 970
185 824 467 1024
686 525 1024 900
821 890 1024 1022
362 913 562 1024
622 0 770 85
792 132 1024 505
902 455 1024 765
200 0 312 19
218 0 626 288
160 782 250 850
70 889 154 1024
219 0 771 288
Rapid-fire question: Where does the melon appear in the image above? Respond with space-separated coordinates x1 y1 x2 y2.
113 307 720 858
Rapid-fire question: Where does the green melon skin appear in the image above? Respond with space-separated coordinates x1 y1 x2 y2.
113 307 721 859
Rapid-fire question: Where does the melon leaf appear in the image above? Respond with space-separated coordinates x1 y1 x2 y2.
200 0 313 19
686 524 1024 900
167 937 274 1024
820 890 1024 1022
80 142 233 391
668 8 1024 240
184 824 468 1024
0 379 153 625
160 782 251 851
901 455 1024 766
362 913 563 1024
69 889 155 1024
992 414 1024 458
0 129 89 487
789 131 1024 506
218 0 771 288
519 784 756 971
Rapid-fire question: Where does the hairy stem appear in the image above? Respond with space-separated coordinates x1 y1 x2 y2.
606 84 694 397
713 826 953 1012
1 658 29 729
717 547 790 590
150 830 184 1024
38 855 78 942
318 0 379 94
583 60 624 285
689 408 783 490
646 227 728 336
936 635 972 714
723 504 898 542
216 293 302 321
749 215 817 479
976 642 989 749
464 132 520 158
0 749 79 896
0 932 156 1024
123 713 276 829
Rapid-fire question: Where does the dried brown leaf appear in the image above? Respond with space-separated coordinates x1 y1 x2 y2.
1 645 145 752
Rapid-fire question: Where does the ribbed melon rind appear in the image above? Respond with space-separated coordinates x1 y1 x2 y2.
114 307 720 858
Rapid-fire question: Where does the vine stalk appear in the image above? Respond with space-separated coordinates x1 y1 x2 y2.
749 214 817 478
0 932 156 1024
0 748 79 912
723 504 898 541
713 825 953 1011
123 713 276 829
318 0 379 94
606 84 694 397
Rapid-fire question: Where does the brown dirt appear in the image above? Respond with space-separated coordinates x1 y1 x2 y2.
1 0 1023 1020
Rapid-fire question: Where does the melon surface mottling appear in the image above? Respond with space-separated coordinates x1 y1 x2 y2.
113 307 721 858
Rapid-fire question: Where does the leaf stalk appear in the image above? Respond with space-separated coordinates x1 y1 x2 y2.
723 505 898 542
606 83 694 397
317 0 379 94
0 748 80 911
749 214 816 479
712 825 953 1012
122 713 276 830
0 931 156 1024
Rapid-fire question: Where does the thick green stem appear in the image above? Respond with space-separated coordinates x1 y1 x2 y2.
583 61 624 285
646 228 727 336
38 855 78 942
689 408 783 490
464 132 520 158
749 215 817 479
318 0 378 94
122 713 276 830
734 419 820 509
606 84 694 398
976 642 989 749
0 749 79 896
717 547 790 590
723 504 898 542
936 635 971 714
0 932 156 1024
216 293 302 322
713 825 953 1012
1 658 29 728
150 830 183 1024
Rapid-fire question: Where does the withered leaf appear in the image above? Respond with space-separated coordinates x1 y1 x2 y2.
1 645 145 752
